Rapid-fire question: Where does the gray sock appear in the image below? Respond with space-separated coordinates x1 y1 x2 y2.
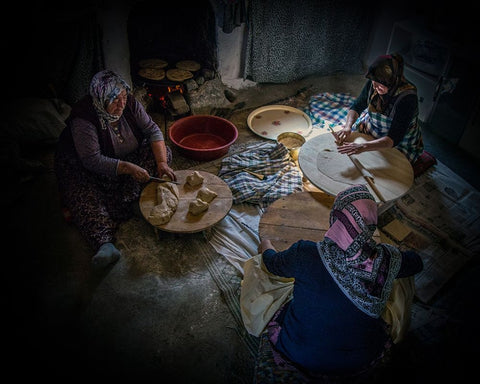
91 242 121 270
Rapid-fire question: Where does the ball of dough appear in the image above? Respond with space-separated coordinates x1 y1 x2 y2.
197 187 217 203
188 198 209 216
186 171 204 187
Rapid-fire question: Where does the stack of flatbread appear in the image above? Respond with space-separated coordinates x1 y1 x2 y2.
139 58 168 69
166 68 194 82
138 68 165 81
138 58 169 81
176 60 201 72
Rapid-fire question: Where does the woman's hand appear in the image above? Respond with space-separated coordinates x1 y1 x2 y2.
157 162 177 181
337 141 366 156
336 127 352 144
338 136 393 156
337 109 358 144
258 238 276 254
117 160 150 182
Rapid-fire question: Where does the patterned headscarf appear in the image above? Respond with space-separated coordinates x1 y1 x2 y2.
89 70 131 129
317 185 402 317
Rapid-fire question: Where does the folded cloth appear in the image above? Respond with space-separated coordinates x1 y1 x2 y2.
304 92 356 128
218 142 303 207
240 254 294 337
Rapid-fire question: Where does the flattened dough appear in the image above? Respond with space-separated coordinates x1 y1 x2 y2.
315 136 367 184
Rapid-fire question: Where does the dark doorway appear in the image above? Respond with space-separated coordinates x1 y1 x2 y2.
127 1 217 82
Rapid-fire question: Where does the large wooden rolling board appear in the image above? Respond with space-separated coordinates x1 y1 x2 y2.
259 191 381 252
298 132 414 203
139 170 233 233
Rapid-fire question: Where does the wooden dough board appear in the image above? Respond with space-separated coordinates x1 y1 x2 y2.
298 132 414 203
259 191 381 252
139 170 233 233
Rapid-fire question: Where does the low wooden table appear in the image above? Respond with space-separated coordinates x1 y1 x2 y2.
139 170 233 233
259 191 381 252
298 132 414 204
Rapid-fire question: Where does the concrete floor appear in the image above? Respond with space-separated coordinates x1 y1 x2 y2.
5 73 479 382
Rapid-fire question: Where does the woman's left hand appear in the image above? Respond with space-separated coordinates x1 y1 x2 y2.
337 142 366 156
259 238 276 254
157 162 177 181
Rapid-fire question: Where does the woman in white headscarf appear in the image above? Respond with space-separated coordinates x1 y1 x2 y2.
55 70 176 270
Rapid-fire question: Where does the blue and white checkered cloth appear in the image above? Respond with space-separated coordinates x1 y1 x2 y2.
218 142 303 207
303 92 356 128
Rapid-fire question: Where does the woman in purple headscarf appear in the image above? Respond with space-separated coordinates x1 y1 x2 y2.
335 53 424 164
258 184 423 381
54 70 176 270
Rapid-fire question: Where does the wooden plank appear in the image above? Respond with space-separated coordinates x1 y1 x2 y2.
259 191 381 252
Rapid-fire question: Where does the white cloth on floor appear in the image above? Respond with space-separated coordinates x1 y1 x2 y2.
240 253 294 337
209 203 263 274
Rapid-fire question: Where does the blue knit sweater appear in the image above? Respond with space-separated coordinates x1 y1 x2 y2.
262 239 423 374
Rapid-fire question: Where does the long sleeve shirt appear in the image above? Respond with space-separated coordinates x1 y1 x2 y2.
262 240 423 374
351 80 418 146
71 97 163 176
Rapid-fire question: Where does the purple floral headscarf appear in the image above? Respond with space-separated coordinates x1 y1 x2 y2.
89 70 131 128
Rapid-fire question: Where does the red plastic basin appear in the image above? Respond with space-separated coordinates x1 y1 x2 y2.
168 115 238 161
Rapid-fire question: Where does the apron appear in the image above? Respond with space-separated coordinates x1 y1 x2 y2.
353 86 423 163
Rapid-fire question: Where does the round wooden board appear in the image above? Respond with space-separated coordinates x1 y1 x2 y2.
139 170 233 233
298 132 414 203
259 191 381 252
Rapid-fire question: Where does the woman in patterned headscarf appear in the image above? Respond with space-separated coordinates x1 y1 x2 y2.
258 184 423 381
335 53 424 164
55 70 176 270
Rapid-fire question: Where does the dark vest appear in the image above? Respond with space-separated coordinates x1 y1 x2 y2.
59 95 144 158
